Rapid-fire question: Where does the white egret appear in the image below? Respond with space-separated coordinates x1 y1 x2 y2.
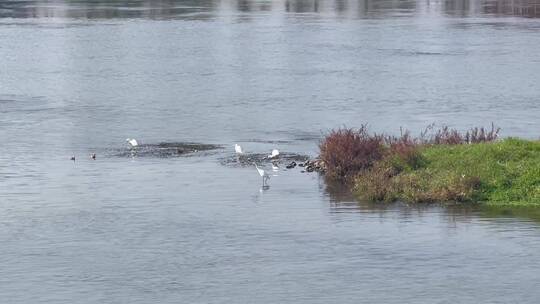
126 138 138 147
255 164 270 186
268 149 280 159
235 144 244 154
271 162 280 177
90 153 96 160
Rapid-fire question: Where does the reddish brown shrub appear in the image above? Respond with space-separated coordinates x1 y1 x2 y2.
319 124 499 184
420 123 500 145
421 125 463 145
319 126 385 181
384 129 423 170
465 123 500 144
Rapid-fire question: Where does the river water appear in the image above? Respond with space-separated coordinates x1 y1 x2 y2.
1 0 540 303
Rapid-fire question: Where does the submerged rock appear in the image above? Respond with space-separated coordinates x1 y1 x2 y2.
286 161 297 169
301 159 327 173
220 152 309 168
113 142 222 158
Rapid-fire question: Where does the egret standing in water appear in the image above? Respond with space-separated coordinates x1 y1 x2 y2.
255 164 270 187
268 149 280 159
271 161 280 177
235 144 244 154
126 138 138 147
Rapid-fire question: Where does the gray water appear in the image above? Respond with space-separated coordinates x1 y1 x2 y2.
1 0 540 303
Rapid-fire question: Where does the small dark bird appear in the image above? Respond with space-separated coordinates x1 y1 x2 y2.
90 153 96 160
70 156 76 161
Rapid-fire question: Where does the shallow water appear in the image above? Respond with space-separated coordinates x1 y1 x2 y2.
1 0 540 303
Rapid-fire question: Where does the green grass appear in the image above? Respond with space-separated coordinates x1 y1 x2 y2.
354 138 540 206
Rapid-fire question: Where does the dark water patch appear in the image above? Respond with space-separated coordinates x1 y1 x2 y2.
0 0 217 20
110 142 222 158
244 139 293 144
328 200 540 227
323 178 356 203
477 205 540 224
450 20 540 31
0 94 55 112
294 135 323 141
382 48 466 57
291 131 324 142
0 20 121 29
220 152 310 168
0 21 109 28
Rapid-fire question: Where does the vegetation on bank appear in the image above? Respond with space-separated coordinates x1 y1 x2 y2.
319 125 540 206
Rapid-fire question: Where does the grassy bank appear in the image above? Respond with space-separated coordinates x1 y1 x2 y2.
319 126 540 206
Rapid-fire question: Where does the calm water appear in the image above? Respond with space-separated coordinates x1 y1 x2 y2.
1 0 540 303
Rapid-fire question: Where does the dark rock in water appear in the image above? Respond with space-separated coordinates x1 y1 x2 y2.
298 163 305 167
286 161 297 169
176 147 199 154
113 142 222 158
220 152 309 168
157 142 219 151
300 159 327 173
314 159 327 173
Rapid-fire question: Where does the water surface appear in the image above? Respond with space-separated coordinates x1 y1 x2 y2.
1 0 540 303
